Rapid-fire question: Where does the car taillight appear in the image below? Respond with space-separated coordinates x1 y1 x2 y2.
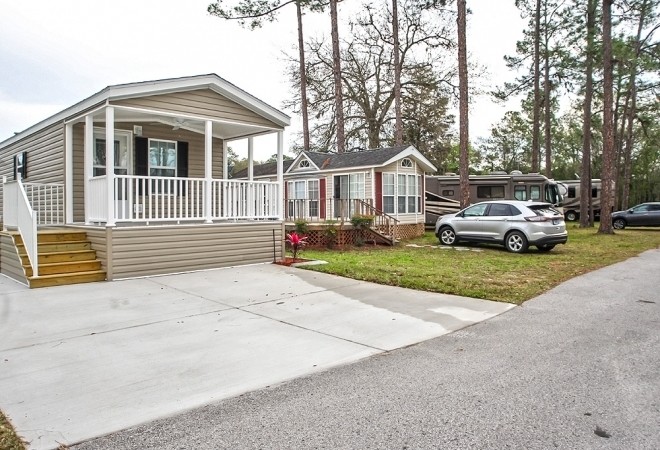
525 216 550 222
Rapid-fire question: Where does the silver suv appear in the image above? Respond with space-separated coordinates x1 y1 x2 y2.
435 200 568 253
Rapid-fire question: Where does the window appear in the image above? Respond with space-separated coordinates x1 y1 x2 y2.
477 185 505 199
383 173 395 214
14 151 27 180
287 179 319 218
401 158 413 168
488 203 513 216
463 203 488 217
299 160 310 168
396 174 420 214
149 139 177 177
567 186 577 198
514 186 527 201
530 185 541 200
442 189 454 196
592 187 598 198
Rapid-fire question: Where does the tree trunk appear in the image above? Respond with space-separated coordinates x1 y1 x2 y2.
621 0 648 210
329 0 346 153
531 0 541 173
392 0 403 146
543 7 552 178
296 1 310 152
580 0 596 228
457 0 470 208
598 0 615 234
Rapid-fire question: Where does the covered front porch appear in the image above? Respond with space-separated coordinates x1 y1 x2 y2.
1 75 291 284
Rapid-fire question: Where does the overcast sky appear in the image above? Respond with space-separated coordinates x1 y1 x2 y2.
0 0 525 160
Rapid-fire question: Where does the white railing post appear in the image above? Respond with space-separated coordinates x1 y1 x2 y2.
84 114 94 224
65 122 74 223
277 131 284 220
105 106 116 227
204 120 213 223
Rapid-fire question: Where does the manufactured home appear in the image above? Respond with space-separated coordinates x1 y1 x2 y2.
1 74 290 287
425 172 564 225
233 146 437 243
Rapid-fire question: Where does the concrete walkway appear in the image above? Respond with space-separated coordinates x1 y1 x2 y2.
0 263 513 450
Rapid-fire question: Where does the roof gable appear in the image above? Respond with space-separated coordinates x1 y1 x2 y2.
1 73 290 149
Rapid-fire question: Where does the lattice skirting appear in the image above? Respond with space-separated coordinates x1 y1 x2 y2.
285 222 425 248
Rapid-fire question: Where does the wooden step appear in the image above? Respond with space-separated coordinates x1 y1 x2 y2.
14 231 89 245
17 240 92 253
20 249 97 265
24 260 102 277
28 270 107 288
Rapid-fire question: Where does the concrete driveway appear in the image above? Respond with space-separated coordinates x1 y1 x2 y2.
0 263 513 450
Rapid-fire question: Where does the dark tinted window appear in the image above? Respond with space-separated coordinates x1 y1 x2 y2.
442 190 454 196
477 186 505 199
567 186 576 198
592 187 598 198
649 204 660 211
488 204 512 216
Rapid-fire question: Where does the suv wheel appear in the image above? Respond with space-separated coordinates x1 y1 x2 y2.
505 231 528 253
613 218 626 230
439 227 458 246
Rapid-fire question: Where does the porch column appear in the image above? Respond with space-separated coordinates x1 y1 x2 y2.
247 137 254 181
65 122 74 223
277 131 284 220
222 140 228 179
105 106 116 227
204 119 213 223
84 115 93 224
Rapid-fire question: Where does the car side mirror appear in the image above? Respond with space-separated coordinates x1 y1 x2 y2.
628 209 634 213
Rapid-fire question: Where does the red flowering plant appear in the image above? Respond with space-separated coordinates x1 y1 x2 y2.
286 232 308 260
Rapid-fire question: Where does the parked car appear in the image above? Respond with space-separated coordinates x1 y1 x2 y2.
435 200 568 253
612 202 660 229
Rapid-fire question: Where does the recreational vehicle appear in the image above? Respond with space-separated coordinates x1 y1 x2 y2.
425 171 563 225
556 179 602 221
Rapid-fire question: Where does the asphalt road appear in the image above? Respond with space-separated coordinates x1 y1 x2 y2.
74 249 660 450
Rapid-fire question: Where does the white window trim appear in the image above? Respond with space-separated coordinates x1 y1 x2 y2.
148 138 178 177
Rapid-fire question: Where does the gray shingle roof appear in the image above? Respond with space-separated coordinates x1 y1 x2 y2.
231 159 294 179
231 146 413 178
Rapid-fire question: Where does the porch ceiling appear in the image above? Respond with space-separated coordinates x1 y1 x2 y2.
85 108 278 141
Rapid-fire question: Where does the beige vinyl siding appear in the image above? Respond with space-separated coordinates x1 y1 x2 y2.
0 123 64 219
0 233 27 285
109 222 283 279
112 89 277 128
72 122 224 222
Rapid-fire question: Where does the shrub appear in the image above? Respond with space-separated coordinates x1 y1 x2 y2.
350 214 374 229
286 232 308 260
294 219 309 235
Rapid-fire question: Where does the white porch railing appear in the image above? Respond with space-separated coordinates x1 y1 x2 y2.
86 175 280 223
23 182 65 225
2 179 39 277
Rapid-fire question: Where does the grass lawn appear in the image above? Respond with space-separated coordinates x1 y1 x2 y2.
0 410 26 450
300 225 660 304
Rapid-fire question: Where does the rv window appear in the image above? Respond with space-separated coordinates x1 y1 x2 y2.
530 185 541 200
477 186 505 199
514 186 527 201
592 187 598 198
442 190 454 196
568 186 576 198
